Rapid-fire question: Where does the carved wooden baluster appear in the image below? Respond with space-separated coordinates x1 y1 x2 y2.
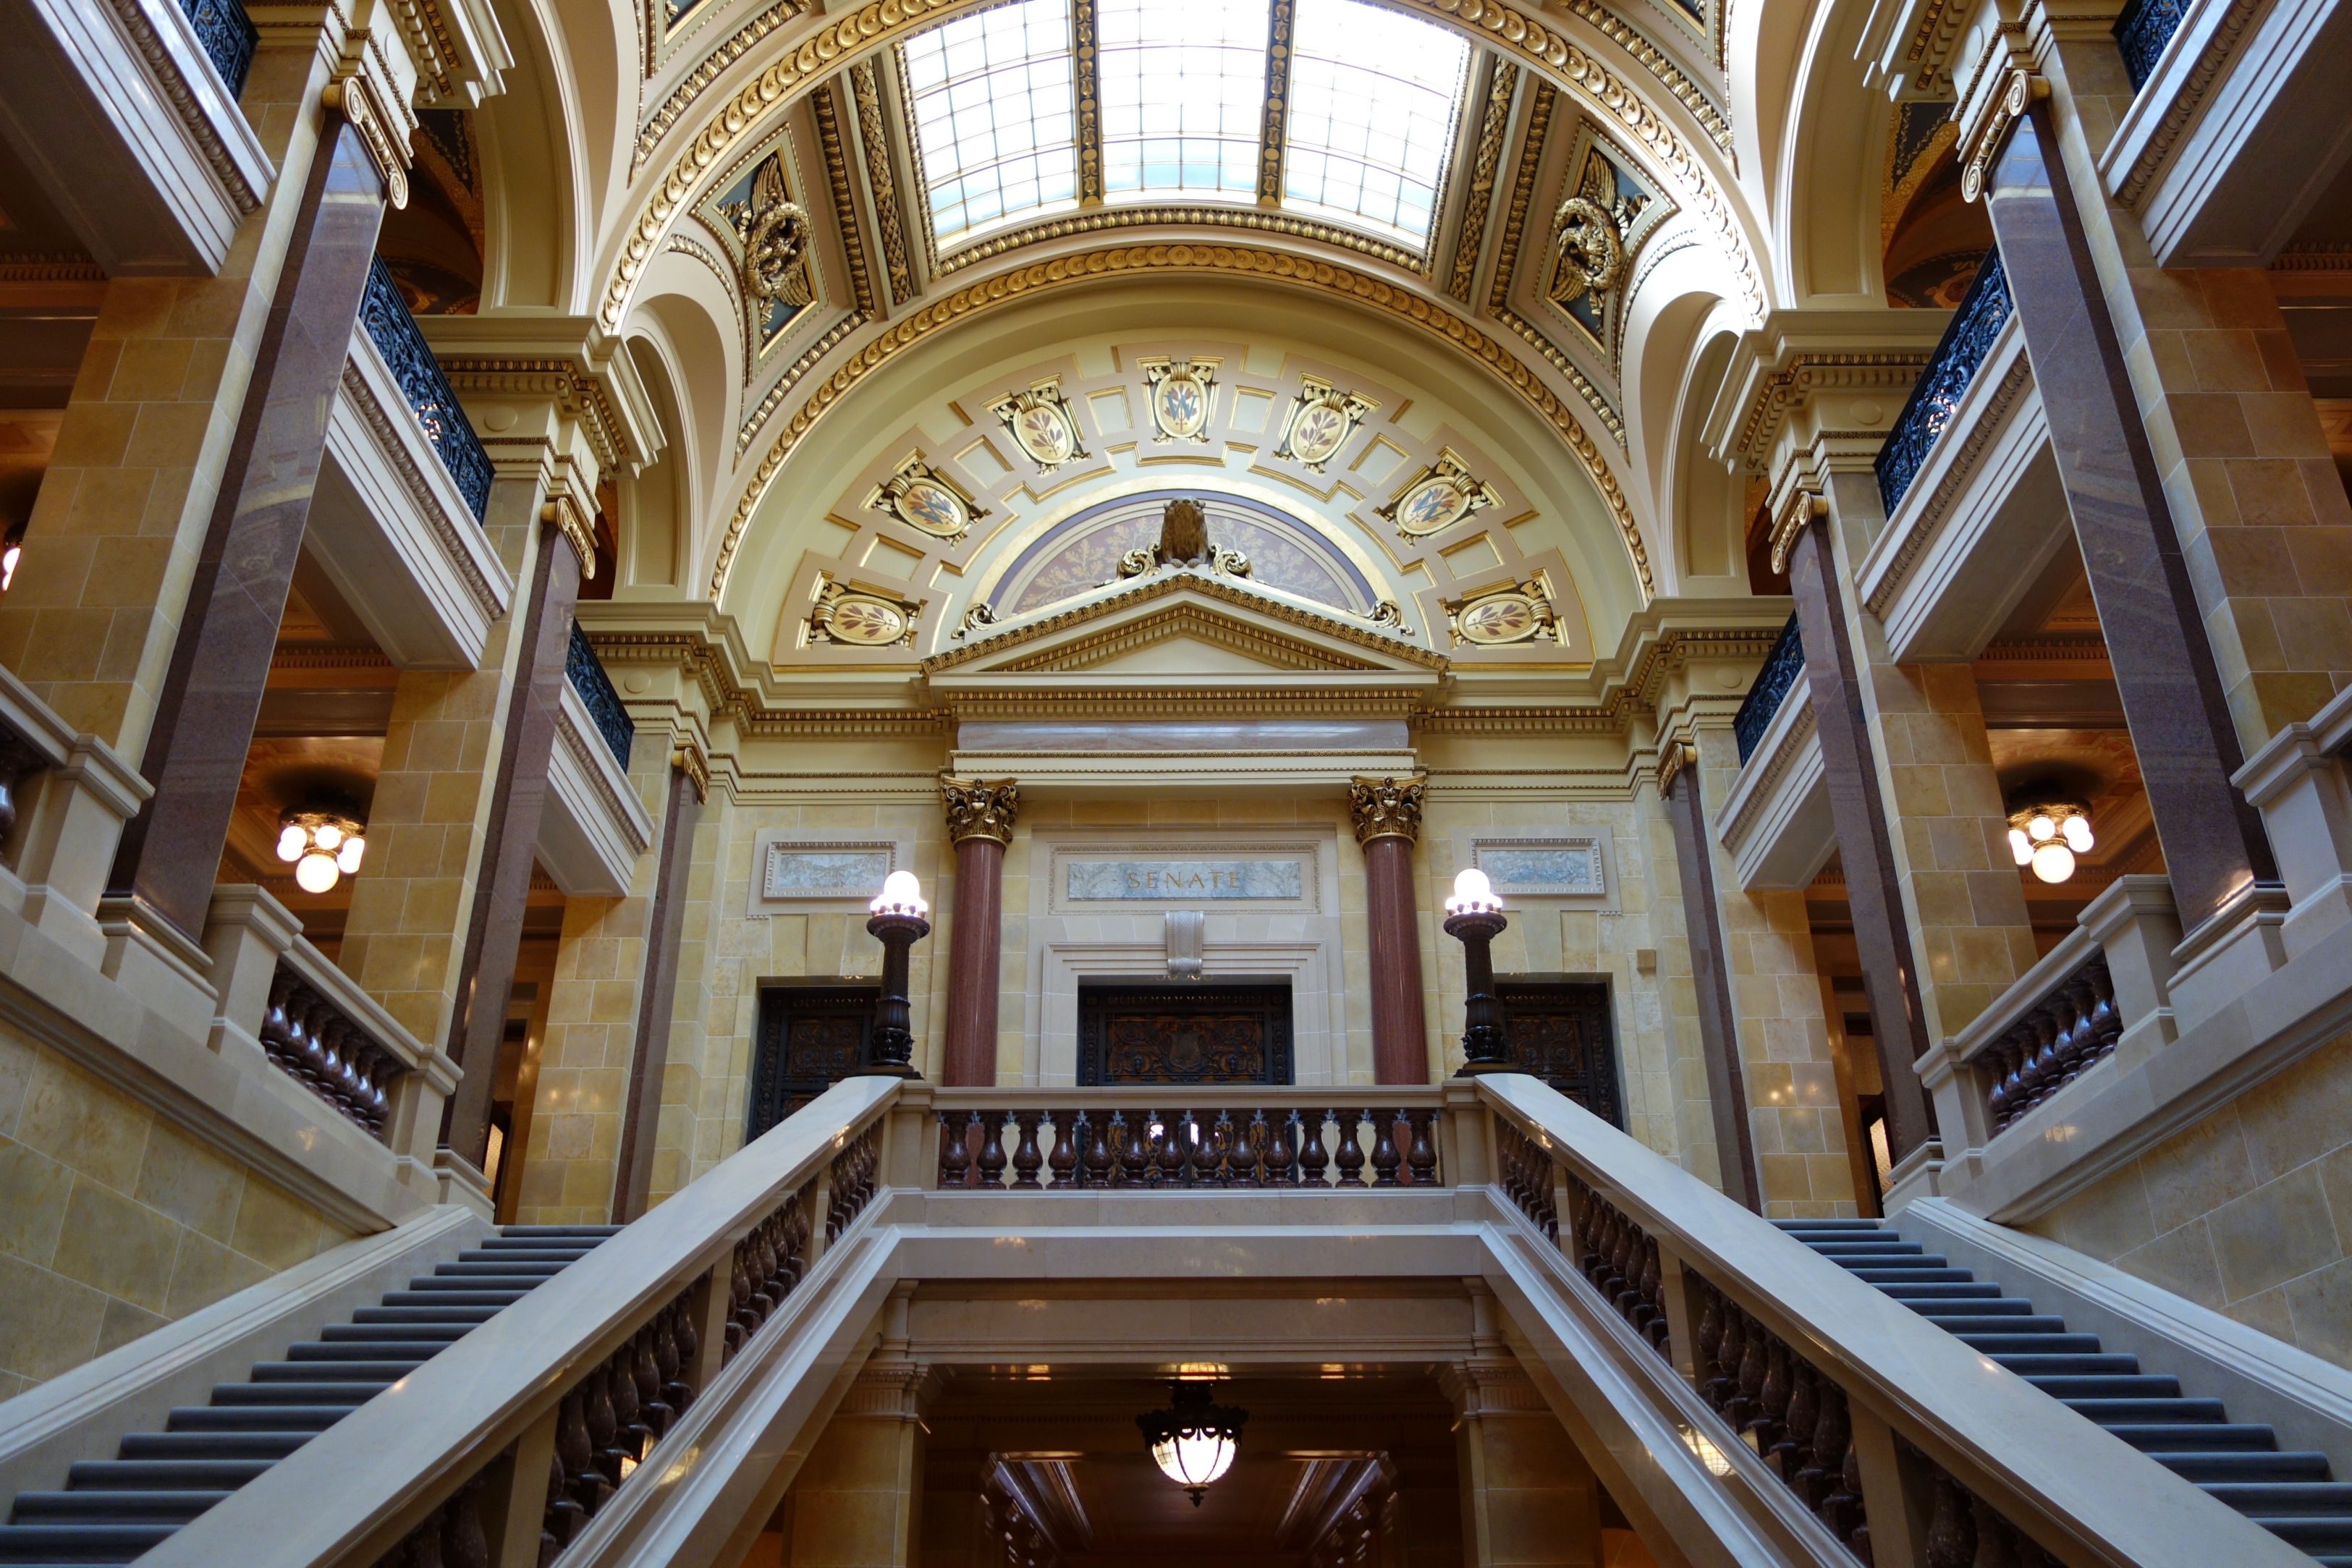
609 1344 648 1467
1110 1112 1142 1187
1299 1111 1331 1186
542 1447 579 1553
724 1244 752 1355
673 1300 701 1413
1405 1110 1438 1187
2085 959 2121 1064
1265 1111 1296 1186
585 1363 627 1486
1969 1493 2021 1568
1774 1358 1816 1483
1045 1110 1077 1188
1206 1111 1237 1186
1590 1208 1622 1293
1840 1433 1871 1561
2022 1009 2063 1111
1237 1111 1269 1186
1710 1305 1745 1416
940 1112 973 1187
1923 1472 1974 1568
1334 1110 1366 1186
1633 1236 1662 1332
656 1305 690 1418
1008 1112 1045 1188
1078 1112 1109 1188
1747 1335 1789 1454
635 1325 670 1437
977 1111 1010 1188
1612 1222 1646 1318
559 1383 609 1515
1157 1114 1185 1189
442 1473 490 1568
1369 1111 1402 1187
2046 985 2089 1088
749 1219 782 1316
1797 1376 1845 1510
1696 1285 1728 1406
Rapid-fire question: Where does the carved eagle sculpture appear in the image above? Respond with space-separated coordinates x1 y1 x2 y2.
1159 497 1209 564
732 156 814 310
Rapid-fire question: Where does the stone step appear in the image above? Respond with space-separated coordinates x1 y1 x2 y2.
2030 1374 2183 1400
247 1361 427 1383
211 1381 389 1406
1956 1334 2106 1355
64 1461 276 1491
0 1522 174 1561
2155 1452 2330 1482
165 1406 355 1433
2065 1398 2230 1425
116 1433 315 1462
1987 1354 2143 1376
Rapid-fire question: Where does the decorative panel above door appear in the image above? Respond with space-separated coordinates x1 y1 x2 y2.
1077 983 1295 1086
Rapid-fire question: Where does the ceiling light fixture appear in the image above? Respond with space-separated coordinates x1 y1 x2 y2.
277 800 368 894
1138 1380 1247 1506
2005 787 2094 886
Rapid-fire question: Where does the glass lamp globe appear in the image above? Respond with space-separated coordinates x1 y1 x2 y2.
2061 815 2094 852
1446 867 1501 915
2029 842 2076 884
337 835 366 873
1137 1381 1247 1507
295 850 342 894
2007 828 2033 866
871 869 928 916
276 824 308 862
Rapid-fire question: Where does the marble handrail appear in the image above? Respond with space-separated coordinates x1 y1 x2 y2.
1476 1072 2304 1568
140 1076 902 1568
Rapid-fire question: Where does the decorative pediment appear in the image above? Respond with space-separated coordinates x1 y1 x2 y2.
921 569 1445 682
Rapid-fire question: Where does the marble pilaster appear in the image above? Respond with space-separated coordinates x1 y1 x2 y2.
940 778 1016 1088
1350 775 1431 1085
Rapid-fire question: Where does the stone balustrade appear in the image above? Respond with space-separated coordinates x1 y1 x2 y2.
1918 875 2181 1162
1474 1074 2283 1568
258 962 407 1139
931 1090 1448 1189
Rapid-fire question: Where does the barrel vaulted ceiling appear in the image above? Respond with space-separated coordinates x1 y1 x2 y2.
458 0 1907 666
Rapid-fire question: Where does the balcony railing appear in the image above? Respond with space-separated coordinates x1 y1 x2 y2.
1874 248 2012 517
358 258 493 523
258 961 408 1142
1733 614 1804 764
932 1093 1449 1188
181 0 258 98
567 621 634 768
2114 0 2190 89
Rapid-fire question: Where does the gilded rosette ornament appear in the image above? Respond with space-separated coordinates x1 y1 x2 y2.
942 777 1020 846
1348 776 1428 845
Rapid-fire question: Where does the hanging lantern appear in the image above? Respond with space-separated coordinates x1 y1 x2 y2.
1136 1381 1247 1506
2005 788 2094 886
277 802 368 894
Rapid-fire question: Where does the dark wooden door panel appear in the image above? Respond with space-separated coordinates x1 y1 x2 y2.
747 984 876 1139
1497 980 1623 1127
1077 983 1294 1085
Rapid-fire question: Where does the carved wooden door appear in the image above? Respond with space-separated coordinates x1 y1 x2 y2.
1076 983 1294 1085
746 984 876 1140
1497 981 1623 1127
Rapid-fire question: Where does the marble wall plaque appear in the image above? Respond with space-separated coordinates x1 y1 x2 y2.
765 844 895 900
1064 859 1304 901
1473 839 1605 897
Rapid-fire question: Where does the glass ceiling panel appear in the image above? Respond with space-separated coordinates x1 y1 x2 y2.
1282 0 1468 245
1098 0 1271 203
903 0 1080 244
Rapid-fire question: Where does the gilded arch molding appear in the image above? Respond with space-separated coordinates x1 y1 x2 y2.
703 243 1651 607
596 0 1764 338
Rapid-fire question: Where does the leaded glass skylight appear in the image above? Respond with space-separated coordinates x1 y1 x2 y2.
1282 0 1468 244
894 0 1471 255
1098 0 1271 203
903 0 1080 244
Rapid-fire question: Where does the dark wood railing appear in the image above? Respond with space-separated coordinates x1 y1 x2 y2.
258 964 408 1140
934 1103 1444 1189
1971 952 2120 1136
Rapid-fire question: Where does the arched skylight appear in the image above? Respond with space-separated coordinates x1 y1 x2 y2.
1283 0 1468 242
900 0 1470 252
903 0 1080 242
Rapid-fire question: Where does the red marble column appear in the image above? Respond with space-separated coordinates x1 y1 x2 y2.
1351 776 1429 1085
106 120 388 940
939 778 1018 1086
612 752 703 1221
1660 747 1761 1212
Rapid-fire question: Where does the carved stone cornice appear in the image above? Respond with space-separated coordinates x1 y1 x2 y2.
1439 1356 1547 1417
942 777 1020 846
338 354 507 617
1960 69 2048 203
932 203 1430 276
1348 776 1429 844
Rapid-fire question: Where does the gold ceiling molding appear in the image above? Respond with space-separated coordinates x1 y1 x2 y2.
1557 0 1730 155
988 604 1383 674
1448 58 1518 303
811 77 879 316
737 310 868 457
604 0 1761 338
708 243 1654 605
849 59 916 305
632 0 811 178
942 690 1430 721
934 204 1429 276
922 569 1449 673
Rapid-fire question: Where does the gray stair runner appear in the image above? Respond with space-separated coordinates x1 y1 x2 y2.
0 1224 622 1566
1777 1219 2352 1567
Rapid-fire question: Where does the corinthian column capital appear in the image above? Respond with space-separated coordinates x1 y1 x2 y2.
1348 775 1428 845
942 777 1020 845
